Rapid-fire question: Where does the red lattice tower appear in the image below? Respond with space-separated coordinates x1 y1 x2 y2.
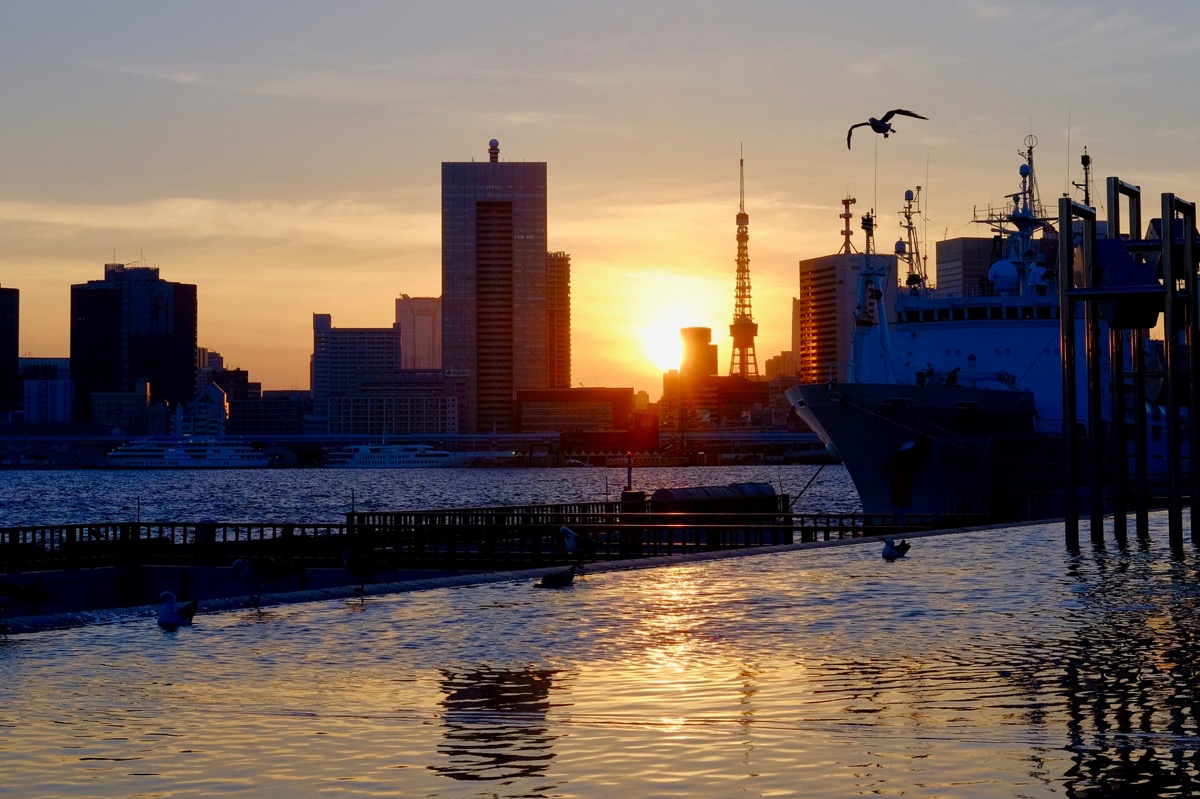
729 152 759 379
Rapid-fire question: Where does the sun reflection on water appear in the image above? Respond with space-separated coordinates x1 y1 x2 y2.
2 516 1200 797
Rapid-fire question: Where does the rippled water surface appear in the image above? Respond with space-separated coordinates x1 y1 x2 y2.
0 464 859 525
3 512 1199 797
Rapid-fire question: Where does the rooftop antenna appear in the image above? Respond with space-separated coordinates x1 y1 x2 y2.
1072 147 1093 207
840 196 857 254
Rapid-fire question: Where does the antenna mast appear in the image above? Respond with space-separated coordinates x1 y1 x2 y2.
729 147 759 379
896 187 928 291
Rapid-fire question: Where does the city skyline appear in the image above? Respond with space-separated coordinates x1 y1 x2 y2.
2 2 1198 396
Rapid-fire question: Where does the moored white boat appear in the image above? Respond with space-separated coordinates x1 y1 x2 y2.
106 436 271 468
325 443 518 468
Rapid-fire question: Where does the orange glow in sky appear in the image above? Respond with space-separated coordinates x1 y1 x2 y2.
1 3 1197 397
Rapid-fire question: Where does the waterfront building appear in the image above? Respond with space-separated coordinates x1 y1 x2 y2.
795 252 897 383
70 263 197 424
659 327 770 431
0 285 17 412
395 294 442 370
326 369 458 435
547 251 571 390
442 139 565 433
310 313 402 423
516 387 633 433
227 390 309 437
181 382 229 436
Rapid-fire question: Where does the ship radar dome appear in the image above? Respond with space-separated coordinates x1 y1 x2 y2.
988 259 1019 293
905 189 914 202
895 239 907 255
1019 164 1031 177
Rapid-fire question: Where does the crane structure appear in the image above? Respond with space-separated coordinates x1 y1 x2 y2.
729 151 759 379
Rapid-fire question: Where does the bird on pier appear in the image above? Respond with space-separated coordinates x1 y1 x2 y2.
535 565 577 589
847 108 928 149
0 580 56 632
342 549 395 598
881 537 911 562
559 526 600 569
157 591 198 631
231 556 304 609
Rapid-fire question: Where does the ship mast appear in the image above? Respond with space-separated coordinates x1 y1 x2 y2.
896 187 928 291
729 148 759 379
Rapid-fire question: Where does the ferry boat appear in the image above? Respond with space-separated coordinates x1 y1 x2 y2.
785 137 1174 522
325 443 519 468
105 436 272 468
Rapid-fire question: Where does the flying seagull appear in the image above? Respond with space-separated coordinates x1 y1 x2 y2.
157 591 198 630
847 109 928 149
881 537 912 562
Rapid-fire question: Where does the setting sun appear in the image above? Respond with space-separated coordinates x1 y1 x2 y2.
639 317 685 374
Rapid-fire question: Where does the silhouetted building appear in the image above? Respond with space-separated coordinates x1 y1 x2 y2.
516 387 633 432
795 252 897 383
310 313 402 423
660 326 769 430
680 327 719 377
181 383 228 436
70 263 197 424
209 368 251 403
395 294 442 369
327 369 457 435
546 251 571 390
934 236 1057 297
0 285 17 412
228 390 310 436
443 139 560 433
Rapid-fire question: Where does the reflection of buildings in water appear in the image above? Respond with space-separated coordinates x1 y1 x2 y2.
429 666 564 786
1015 550 1200 796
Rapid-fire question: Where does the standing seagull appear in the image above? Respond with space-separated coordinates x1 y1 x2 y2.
559 525 600 569
847 109 928 149
157 591 198 630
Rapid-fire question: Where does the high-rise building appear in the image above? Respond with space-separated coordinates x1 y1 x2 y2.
547 252 571 390
310 313 402 421
795 252 897 384
70 263 197 423
0 285 18 412
442 139 556 433
394 294 442 369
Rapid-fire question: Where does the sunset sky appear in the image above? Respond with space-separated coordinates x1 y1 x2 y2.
2 2 1197 397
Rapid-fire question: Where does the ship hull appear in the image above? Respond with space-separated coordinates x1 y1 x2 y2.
786 382 1067 521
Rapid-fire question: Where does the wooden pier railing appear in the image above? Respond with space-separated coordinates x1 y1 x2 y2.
0 496 952 575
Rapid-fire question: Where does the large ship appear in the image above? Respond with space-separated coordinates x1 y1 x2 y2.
785 138 1170 522
105 436 272 468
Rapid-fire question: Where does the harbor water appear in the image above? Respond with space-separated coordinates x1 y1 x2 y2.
0 464 860 526
2 468 1198 797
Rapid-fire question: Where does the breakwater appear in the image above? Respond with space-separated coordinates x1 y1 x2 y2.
1 484 943 625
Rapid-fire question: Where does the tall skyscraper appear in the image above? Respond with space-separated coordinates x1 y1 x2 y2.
70 263 197 423
394 294 442 369
442 139 555 433
546 251 571 390
0 285 18 412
